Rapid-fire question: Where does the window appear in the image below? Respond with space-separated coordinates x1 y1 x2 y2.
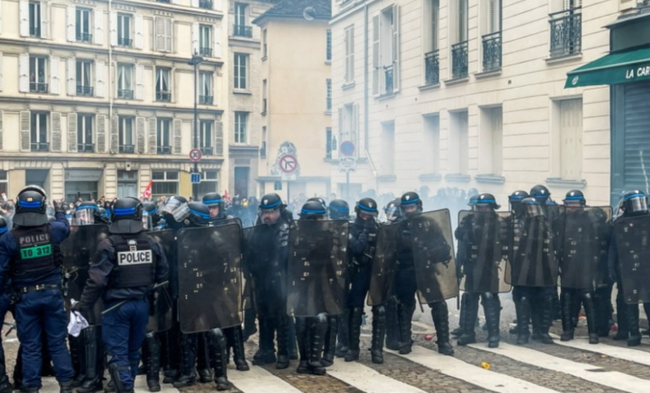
549 0 582 58
344 26 354 83
200 120 213 155
422 115 440 174
199 71 213 105
340 103 359 150
372 6 400 95
76 8 92 42
117 63 133 99
31 112 49 152
449 111 468 174
77 114 94 152
479 107 503 175
262 79 268 114
234 53 248 89
197 170 218 198
152 171 179 198
29 2 41 37
482 0 502 71
157 118 172 154
262 29 268 58
155 68 171 102
326 79 332 112
76 60 93 96
558 99 583 180
381 122 395 175
326 127 333 159
326 29 332 61
0 171 8 196
234 112 248 144
199 0 213 10
199 25 212 56
117 13 132 47
154 18 173 52
118 116 134 153
261 126 267 158
29 56 48 93
233 3 252 37
452 0 469 78
424 0 440 85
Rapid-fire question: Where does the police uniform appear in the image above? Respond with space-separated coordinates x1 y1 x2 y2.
0 218 12 393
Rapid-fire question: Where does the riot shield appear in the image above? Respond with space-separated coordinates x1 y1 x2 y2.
614 214 650 304
144 230 176 332
508 214 558 287
410 210 459 303
176 224 243 333
287 220 348 317
457 210 512 294
367 223 400 306
557 206 612 289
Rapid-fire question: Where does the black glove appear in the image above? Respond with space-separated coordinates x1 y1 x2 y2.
53 200 66 214
71 302 88 319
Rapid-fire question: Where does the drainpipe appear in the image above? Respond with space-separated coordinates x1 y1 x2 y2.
363 2 378 192
108 0 113 150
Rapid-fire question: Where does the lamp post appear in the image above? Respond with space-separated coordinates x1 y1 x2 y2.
188 53 204 201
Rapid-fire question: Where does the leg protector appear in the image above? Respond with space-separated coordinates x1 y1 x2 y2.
482 293 501 348
295 318 309 374
321 316 337 367
196 333 212 383
594 287 612 337
370 306 386 364
627 304 641 347
539 293 555 344
208 329 231 391
560 290 575 341
614 289 630 341
230 326 250 371
308 314 327 375
384 298 400 351
77 326 104 393
70 335 86 387
172 334 197 388
516 294 531 345
345 308 363 362
144 333 161 392
582 292 599 344
275 317 290 370
457 293 478 346
397 302 415 355
107 363 128 393
242 307 257 342
335 309 350 357
252 318 277 365
431 301 454 356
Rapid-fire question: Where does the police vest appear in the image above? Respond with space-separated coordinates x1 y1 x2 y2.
109 233 155 289
12 225 61 279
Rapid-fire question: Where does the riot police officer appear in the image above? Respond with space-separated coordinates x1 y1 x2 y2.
383 198 402 350
73 197 168 393
507 190 529 336
328 200 350 221
0 186 75 393
142 202 162 231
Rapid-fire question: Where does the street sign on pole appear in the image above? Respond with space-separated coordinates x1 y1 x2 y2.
340 141 355 157
339 157 356 172
189 148 202 162
278 153 299 181
191 173 201 184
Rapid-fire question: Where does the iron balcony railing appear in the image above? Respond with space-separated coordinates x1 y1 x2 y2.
156 91 171 102
424 50 440 85
76 32 92 42
119 144 135 153
482 31 502 71
31 142 49 152
452 41 469 79
157 146 172 154
200 47 212 56
549 7 582 58
199 0 213 9
30 83 48 93
199 95 213 105
77 143 94 152
200 146 214 155
118 89 134 99
118 37 132 47
77 85 94 96
233 25 253 38
384 65 394 93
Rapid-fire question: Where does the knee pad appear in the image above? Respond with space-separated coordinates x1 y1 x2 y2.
315 313 328 325
372 305 386 318
209 328 224 341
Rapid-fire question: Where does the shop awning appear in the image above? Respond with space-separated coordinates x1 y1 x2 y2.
565 46 650 88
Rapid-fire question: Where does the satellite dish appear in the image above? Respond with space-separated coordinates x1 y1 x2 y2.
303 7 316 21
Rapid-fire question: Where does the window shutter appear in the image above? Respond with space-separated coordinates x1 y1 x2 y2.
41 2 49 39
66 6 75 42
165 19 173 52
173 119 182 154
192 23 199 55
135 14 144 49
0 0 3 34
136 117 145 154
154 18 164 51
0 110 3 151
337 108 343 160
392 5 400 93
215 121 223 156
51 112 62 152
352 104 359 147
191 0 198 7
19 0 29 37
66 57 76 96
50 56 60 95
110 12 117 46
135 64 144 100
68 113 77 152
96 61 106 98
0 53 3 92
214 24 222 58
214 0 222 11
19 53 29 92
20 111 30 152
94 9 104 45
110 115 118 152
97 115 106 153
372 15 380 95
148 118 156 154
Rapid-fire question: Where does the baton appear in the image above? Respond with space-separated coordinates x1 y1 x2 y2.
3 322 16 336
101 281 169 315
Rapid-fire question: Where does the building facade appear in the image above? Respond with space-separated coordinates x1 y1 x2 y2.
0 0 229 201
329 0 639 207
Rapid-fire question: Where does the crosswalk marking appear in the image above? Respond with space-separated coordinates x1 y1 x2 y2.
35 377 180 393
228 365 303 393
326 359 427 393
391 346 561 393
469 342 650 393
549 334 650 367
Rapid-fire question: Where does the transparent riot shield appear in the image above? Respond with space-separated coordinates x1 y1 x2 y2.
144 230 176 332
457 210 512 293
286 220 348 317
176 224 243 333
507 214 558 288
367 223 400 306
410 209 459 303
614 214 650 304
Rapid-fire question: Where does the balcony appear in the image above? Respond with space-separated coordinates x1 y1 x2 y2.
156 0 170 3
482 31 502 72
118 89 134 99
119 144 135 154
30 83 48 93
31 142 49 152
549 7 582 58
200 146 214 155
156 91 171 102
77 85 94 96
233 25 253 38
199 47 212 57
157 146 172 154
424 50 440 85
199 0 213 9
199 95 213 105
29 26 41 38
118 37 132 47
77 143 94 152
76 32 92 43
451 41 469 79
383 65 394 93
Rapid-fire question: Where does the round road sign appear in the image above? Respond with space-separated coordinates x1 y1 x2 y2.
189 148 202 162
340 141 355 156
278 154 298 174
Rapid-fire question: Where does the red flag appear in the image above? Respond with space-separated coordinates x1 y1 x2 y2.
141 180 153 199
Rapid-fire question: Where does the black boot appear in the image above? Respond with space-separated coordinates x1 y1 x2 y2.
627 304 642 347
483 293 501 348
0 345 12 393
69 335 86 387
583 292 599 344
539 294 555 344
345 308 363 362
230 326 250 371
384 297 400 350
531 300 542 341
287 318 298 360
143 332 161 392
321 316 337 367
253 318 277 365
516 295 531 345
172 334 197 388
457 294 478 346
397 303 415 355
295 318 309 374
59 380 74 393
242 307 257 342
208 329 231 391
560 290 575 341
643 302 650 335
13 346 23 392
335 309 350 357
431 301 454 356
196 333 213 383
370 306 386 364
276 317 290 370
308 314 327 376
594 287 612 337
161 327 180 384
452 293 469 337
77 326 104 393
614 293 630 341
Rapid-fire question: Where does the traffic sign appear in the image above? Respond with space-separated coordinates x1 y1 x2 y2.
189 148 202 162
190 172 201 184
339 157 357 172
340 141 355 156
278 154 298 174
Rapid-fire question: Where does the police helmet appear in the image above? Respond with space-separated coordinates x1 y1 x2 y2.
521 197 544 217
142 202 160 230
202 192 223 208
468 188 479 199
400 191 422 216
530 185 551 202
259 193 284 212
162 196 190 224
385 198 402 222
109 197 144 234
14 185 48 227
74 201 100 225
355 197 379 218
307 197 327 209
468 194 479 208
0 216 8 236
563 190 586 207
188 202 211 226
98 207 111 223
509 190 529 203
623 190 648 216
300 200 327 220
475 193 500 210
328 199 350 220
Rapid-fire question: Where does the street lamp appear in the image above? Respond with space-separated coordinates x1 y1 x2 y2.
188 52 204 201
